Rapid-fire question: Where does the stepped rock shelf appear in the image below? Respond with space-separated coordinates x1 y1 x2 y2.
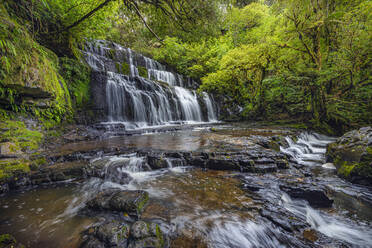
1 124 372 248
84 40 218 129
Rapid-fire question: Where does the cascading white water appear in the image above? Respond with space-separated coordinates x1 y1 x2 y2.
84 40 217 128
203 92 217 121
209 219 285 248
126 48 139 77
280 132 336 166
174 86 202 121
281 193 372 247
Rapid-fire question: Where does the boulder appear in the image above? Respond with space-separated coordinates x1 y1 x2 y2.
80 221 130 248
279 185 333 208
80 237 105 248
147 155 168 170
87 190 149 219
128 221 165 248
326 126 372 186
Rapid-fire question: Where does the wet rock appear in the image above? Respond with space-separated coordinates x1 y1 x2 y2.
87 190 149 218
187 157 206 167
206 158 240 171
0 234 24 248
279 185 333 208
110 191 149 217
147 155 168 170
128 237 163 248
129 221 165 248
252 164 278 173
0 142 23 158
0 183 9 194
260 205 308 232
30 161 89 184
240 181 263 192
326 126 372 186
80 237 106 248
276 159 289 169
87 191 114 210
80 221 130 248
96 221 130 246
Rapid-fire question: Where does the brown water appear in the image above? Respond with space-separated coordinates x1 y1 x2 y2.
0 184 97 248
1 125 372 248
0 168 259 248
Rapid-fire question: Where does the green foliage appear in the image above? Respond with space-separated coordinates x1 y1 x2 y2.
0 3 74 128
59 57 91 108
149 0 371 133
153 36 231 79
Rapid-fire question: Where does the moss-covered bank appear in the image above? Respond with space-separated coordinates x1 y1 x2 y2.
326 126 372 186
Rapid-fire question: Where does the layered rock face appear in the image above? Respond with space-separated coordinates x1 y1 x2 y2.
83 40 217 128
326 126 372 185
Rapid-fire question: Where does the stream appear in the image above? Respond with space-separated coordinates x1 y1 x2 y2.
1 124 372 247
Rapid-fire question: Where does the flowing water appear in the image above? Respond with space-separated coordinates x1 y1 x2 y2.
1 126 372 247
84 40 217 129
1 42 372 247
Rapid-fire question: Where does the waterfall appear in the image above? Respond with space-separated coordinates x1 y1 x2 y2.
84 40 217 128
280 132 336 166
174 86 202 121
203 92 217 121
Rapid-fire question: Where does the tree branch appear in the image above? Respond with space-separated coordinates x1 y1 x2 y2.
60 0 115 33
127 0 163 43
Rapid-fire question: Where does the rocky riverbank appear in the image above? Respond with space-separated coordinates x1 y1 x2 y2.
1 124 372 248
326 126 372 186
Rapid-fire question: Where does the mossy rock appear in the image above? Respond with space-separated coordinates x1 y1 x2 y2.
0 5 72 123
0 159 30 180
138 66 148 78
0 234 24 248
326 126 372 185
107 49 117 60
122 63 130 75
129 221 165 248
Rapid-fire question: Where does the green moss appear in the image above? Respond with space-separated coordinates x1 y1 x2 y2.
337 161 356 178
122 63 130 75
366 147 372 155
59 57 91 108
138 66 148 78
115 62 121 73
136 193 149 214
107 49 116 60
29 157 47 170
0 159 30 180
0 4 72 124
0 120 43 151
0 234 16 246
155 80 170 88
155 225 164 248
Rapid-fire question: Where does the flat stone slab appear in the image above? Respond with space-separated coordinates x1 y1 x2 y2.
87 190 149 218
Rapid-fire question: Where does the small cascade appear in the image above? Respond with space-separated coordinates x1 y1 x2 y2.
209 220 285 248
126 48 139 77
280 132 336 166
203 92 217 121
84 40 217 128
101 156 149 184
281 194 372 247
175 86 202 121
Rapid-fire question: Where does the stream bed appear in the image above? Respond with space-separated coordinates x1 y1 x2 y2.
1 124 372 248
